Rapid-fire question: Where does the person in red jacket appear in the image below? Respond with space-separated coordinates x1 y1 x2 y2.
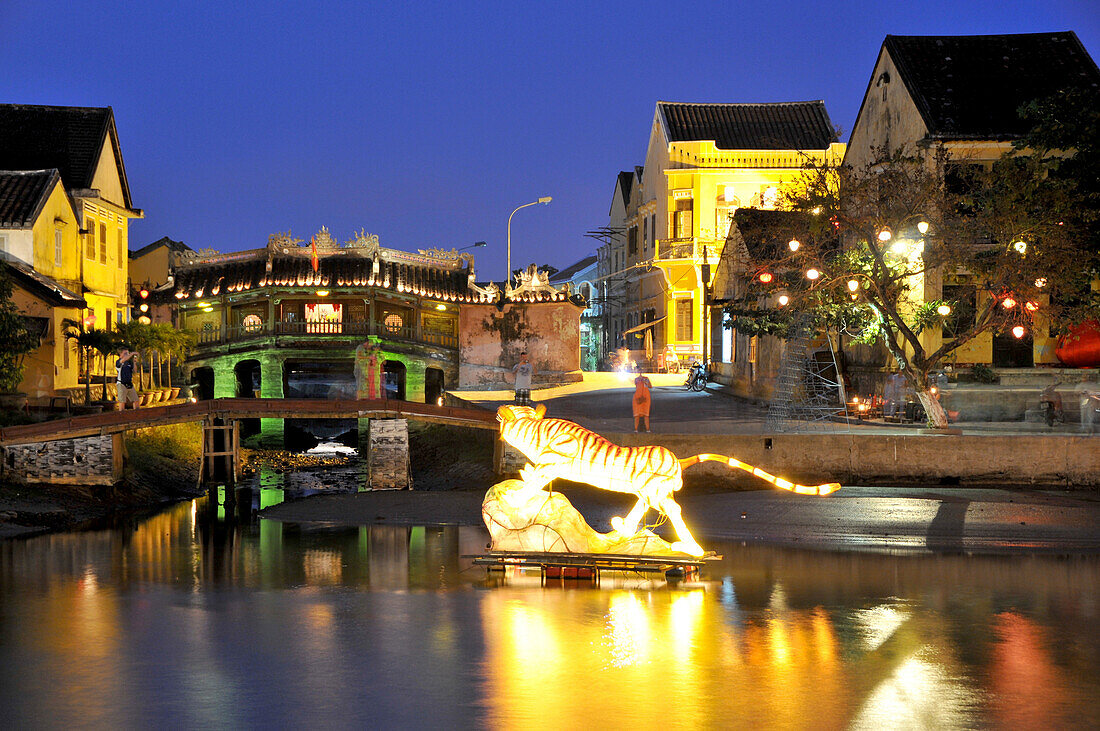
632 375 652 432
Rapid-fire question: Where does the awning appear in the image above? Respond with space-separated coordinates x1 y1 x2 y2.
623 317 666 336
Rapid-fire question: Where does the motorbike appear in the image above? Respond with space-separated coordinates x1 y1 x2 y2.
1039 381 1064 427
685 361 708 392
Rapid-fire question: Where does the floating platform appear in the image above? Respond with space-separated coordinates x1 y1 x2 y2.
466 550 721 579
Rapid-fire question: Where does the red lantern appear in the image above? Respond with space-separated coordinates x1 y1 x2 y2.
758 272 773 284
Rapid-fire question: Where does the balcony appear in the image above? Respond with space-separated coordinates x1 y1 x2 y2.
657 239 721 262
191 320 458 350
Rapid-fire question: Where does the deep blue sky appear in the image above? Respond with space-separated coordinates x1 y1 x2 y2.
3 1 1098 280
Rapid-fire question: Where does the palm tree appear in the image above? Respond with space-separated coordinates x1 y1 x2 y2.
87 329 120 401
116 320 155 390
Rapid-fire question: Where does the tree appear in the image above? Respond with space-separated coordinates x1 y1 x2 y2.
0 267 42 393
724 142 1093 428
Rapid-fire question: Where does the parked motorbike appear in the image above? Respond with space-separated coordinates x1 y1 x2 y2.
1039 381 1064 427
685 361 708 392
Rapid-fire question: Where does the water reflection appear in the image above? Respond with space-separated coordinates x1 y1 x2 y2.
0 496 1097 728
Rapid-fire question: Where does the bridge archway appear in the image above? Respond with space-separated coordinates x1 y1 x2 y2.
234 359 262 438
425 367 445 405
191 367 215 401
235 360 261 398
384 360 406 401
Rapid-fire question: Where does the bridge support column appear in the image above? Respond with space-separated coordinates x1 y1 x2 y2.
202 418 239 485
367 418 410 489
258 357 285 447
494 437 528 476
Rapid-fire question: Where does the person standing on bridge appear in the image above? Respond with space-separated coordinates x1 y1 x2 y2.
115 348 140 410
512 351 535 407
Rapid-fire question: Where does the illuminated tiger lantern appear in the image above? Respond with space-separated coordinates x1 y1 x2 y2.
495 404 840 558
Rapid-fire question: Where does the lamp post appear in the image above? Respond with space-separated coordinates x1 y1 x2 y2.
507 197 552 287
700 247 712 367
459 241 487 252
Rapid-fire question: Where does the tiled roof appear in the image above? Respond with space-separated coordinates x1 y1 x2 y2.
0 169 59 227
884 32 1100 140
4 258 85 308
658 101 838 150
0 104 133 208
167 253 477 303
549 255 598 283
617 170 634 208
131 236 193 259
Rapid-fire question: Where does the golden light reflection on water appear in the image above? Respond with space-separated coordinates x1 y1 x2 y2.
0 498 1098 728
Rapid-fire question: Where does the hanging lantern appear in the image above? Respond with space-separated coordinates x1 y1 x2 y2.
806 268 820 280
917 221 929 235
1013 241 1028 254
778 294 789 306
1025 301 1039 312
937 304 952 316
758 272 773 284
1034 278 1047 288
847 279 859 292
788 239 800 252
877 229 892 242
1002 297 1016 309
1012 326 1026 339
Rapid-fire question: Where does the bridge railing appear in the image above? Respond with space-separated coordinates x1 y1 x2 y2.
192 321 458 349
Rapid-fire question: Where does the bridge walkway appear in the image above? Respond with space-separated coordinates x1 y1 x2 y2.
0 398 498 446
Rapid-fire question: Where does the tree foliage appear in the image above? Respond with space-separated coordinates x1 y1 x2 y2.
722 91 1099 427
0 267 42 392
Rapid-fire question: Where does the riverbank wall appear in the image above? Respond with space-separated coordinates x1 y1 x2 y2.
609 432 1099 488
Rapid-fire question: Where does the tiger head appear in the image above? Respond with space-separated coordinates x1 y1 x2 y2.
496 403 546 426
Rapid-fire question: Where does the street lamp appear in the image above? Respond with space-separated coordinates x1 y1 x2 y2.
459 241 487 251
507 197 552 285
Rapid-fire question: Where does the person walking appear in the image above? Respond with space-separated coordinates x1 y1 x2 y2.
115 348 140 410
512 351 535 406
632 374 652 432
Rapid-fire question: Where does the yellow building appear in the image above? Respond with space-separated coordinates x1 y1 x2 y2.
845 32 1100 368
605 101 844 366
0 169 86 395
0 105 142 334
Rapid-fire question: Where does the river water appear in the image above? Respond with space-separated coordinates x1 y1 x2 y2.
1 493 1098 729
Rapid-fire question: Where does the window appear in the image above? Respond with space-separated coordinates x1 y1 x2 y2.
672 199 693 239
384 313 403 333
55 229 63 267
675 298 693 341
106 310 112 330
650 214 656 249
642 217 648 251
85 218 96 259
242 314 264 332
305 302 342 333
627 226 637 256
716 190 739 239
99 223 107 263
117 227 125 267
749 336 758 364
63 338 70 369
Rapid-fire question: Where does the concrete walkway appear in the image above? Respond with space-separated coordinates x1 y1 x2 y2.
454 372 1099 437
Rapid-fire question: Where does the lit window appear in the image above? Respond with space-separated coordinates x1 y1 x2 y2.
85 217 96 259
242 314 264 332
672 198 693 239
675 299 693 341
99 223 107 263
55 229 63 267
117 227 125 267
384 313 403 333
305 302 342 333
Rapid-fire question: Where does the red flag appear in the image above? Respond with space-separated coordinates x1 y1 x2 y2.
310 236 319 272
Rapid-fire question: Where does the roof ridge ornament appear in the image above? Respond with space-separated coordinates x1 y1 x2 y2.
312 226 338 249
346 229 381 257
268 231 304 253
506 263 569 300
